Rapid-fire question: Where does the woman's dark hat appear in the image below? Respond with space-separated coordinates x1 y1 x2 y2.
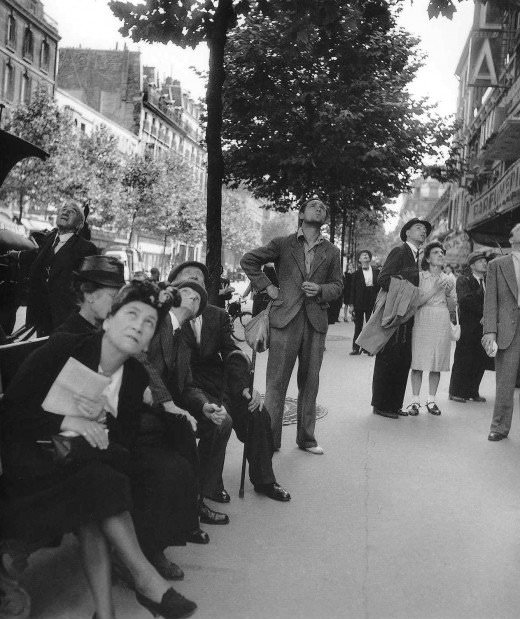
400 218 432 242
74 255 125 288
172 279 208 316
168 261 208 284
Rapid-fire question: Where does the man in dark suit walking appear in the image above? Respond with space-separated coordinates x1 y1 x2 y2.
349 250 380 355
18 204 97 336
241 198 343 454
371 218 431 419
449 251 490 404
482 224 520 441
167 261 290 502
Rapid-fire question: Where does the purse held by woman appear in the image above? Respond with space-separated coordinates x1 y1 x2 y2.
450 307 461 342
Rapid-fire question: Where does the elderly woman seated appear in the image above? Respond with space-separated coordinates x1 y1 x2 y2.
0 281 197 619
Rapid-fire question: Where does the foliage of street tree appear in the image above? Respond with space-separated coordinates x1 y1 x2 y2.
222 1 451 248
109 0 356 301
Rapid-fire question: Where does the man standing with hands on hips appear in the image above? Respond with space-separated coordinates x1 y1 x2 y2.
482 223 520 441
241 197 343 454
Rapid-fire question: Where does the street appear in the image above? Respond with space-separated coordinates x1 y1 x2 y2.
22 319 520 619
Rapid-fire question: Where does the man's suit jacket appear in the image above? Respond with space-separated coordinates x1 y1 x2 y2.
147 313 209 419
22 230 97 331
483 255 520 350
378 243 419 291
241 233 343 334
350 267 380 311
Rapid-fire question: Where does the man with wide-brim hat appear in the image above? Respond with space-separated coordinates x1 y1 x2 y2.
370 217 431 419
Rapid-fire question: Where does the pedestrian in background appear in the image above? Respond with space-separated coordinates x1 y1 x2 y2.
241 197 343 454
482 224 520 441
349 249 380 355
407 242 456 416
371 217 431 419
449 251 490 404
444 264 457 289
342 263 355 321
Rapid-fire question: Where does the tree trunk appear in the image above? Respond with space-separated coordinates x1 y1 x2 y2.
128 210 137 247
205 0 233 304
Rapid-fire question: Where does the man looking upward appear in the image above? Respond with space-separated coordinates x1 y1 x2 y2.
241 197 343 454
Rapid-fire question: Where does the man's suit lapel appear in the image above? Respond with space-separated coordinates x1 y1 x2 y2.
51 234 79 280
499 256 518 300
309 243 326 279
160 313 175 371
290 234 306 278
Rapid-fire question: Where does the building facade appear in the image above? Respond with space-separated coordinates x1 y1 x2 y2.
0 0 59 117
427 1 520 260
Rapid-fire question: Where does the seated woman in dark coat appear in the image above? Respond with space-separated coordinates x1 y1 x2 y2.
56 257 210 570
0 281 197 619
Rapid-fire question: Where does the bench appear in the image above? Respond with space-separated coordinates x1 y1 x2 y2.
0 337 48 619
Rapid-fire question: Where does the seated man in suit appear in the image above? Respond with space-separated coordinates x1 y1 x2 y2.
15 204 97 336
146 279 232 525
167 261 291 503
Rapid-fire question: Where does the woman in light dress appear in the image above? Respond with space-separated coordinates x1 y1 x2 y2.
407 242 457 416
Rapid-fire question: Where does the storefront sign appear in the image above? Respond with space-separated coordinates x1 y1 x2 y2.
466 159 520 228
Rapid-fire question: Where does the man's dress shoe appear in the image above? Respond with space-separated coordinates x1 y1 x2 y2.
468 396 486 402
187 528 210 544
449 395 466 403
149 551 184 581
373 408 399 419
488 432 507 441
349 350 361 356
199 502 229 525
299 444 324 455
254 482 291 502
205 489 230 503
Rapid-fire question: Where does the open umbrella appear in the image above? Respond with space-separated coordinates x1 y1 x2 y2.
0 128 48 187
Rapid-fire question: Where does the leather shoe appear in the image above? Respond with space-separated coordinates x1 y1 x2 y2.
373 408 398 419
199 502 229 525
349 350 361 355
425 402 441 416
299 444 324 455
397 408 408 416
488 432 507 441
468 396 486 402
449 395 466 403
148 551 184 581
187 528 210 544
254 482 291 502
205 489 230 503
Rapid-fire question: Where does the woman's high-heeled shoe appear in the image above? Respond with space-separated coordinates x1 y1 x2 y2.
135 587 196 618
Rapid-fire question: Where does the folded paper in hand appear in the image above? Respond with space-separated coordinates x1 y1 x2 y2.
42 357 110 416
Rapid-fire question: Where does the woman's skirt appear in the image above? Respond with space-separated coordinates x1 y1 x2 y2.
411 305 452 372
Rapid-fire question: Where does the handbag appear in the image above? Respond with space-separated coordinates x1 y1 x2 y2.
47 434 130 471
450 307 461 342
244 301 273 352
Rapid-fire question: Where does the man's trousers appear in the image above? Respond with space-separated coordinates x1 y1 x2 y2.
264 309 326 449
490 321 520 436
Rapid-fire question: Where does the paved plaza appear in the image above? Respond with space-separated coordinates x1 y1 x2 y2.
20 320 520 619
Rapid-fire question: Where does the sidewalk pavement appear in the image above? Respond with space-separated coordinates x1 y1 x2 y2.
23 320 520 619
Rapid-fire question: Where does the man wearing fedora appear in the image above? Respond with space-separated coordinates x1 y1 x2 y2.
371 217 431 419
449 251 490 405
349 249 380 355
167 261 291 503
241 197 343 454
482 223 520 441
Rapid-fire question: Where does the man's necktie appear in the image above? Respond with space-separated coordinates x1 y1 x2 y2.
52 234 60 253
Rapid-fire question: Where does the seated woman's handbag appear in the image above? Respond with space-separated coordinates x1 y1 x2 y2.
46 434 130 471
450 307 461 342
244 301 273 352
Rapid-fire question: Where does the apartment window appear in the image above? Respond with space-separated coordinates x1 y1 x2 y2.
20 72 31 105
6 14 16 49
22 27 34 61
3 62 15 101
40 40 50 72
